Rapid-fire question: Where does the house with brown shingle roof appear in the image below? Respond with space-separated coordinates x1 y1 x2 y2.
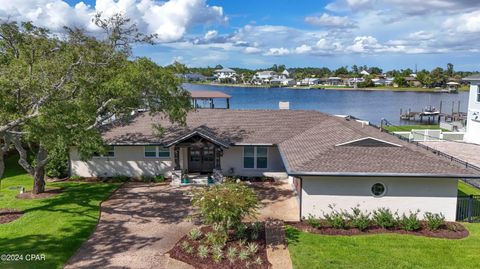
69 109 480 221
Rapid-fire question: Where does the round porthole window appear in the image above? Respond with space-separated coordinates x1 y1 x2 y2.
371 183 386 197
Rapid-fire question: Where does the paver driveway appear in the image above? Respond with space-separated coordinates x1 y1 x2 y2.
65 183 195 269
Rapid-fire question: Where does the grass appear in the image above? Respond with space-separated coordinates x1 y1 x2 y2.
383 124 443 132
0 155 119 269
458 181 480 196
286 181 480 269
286 223 480 269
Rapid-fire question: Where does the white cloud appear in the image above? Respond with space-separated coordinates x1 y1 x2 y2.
204 30 218 40
244 47 261 54
305 13 354 27
295 44 312 54
264 47 290 56
0 0 226 42
408 31 434 40
444 10 480 33
347 36 383 53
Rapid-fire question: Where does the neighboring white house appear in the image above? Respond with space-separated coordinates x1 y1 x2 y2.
281 69 290 78
360 70 370 76
327 76 343 86
347 77 365 87
70 108 479 221
253 70 277 84
463 75 480 144
297 78 321 86
213 68 236 82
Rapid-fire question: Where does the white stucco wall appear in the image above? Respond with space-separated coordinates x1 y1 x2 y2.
301 176 458 221
70 145 286 178
221 146 286 177
70 146 174 178
465 83 480 144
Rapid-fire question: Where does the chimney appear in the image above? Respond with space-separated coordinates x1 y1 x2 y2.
279 101 290 110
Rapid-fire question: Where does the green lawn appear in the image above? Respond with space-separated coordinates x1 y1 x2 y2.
286 181 480 269
0 155 119 269
286 223 480 269
458 181 480 196
383 124 443 132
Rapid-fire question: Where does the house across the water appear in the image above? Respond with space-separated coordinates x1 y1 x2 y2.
70 109 479 221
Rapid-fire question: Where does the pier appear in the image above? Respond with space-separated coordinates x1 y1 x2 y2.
400 101 467 124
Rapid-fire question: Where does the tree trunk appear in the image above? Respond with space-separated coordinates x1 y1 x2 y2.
32 165 46 194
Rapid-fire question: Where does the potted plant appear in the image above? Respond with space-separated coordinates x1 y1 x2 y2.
182 170 189 184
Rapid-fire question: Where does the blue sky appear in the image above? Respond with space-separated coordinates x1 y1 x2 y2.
2 0 480 71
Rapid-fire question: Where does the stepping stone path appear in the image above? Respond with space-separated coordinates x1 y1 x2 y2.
265 219 293 269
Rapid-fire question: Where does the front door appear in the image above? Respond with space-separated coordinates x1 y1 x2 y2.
188 145 215 173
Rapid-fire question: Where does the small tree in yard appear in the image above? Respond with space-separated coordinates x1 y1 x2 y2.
191 183 259 240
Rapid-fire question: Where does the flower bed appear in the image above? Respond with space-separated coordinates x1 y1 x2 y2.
168 224 271 269
0 209 24 224
287 220 468 239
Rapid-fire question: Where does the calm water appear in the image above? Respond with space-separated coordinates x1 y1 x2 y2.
184 83 469 125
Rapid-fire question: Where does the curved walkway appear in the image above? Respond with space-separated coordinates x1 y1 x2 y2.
65 183 194 269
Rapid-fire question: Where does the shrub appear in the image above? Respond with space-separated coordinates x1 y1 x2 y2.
323 205 347 229
250 222 263 240
398 211 421 231
373 208 397 229
424 212 445 231
346 207 371 231
255 257 263 265
114 175 130 182
180 241 190 251
238 248 250 261
154 174 165 183
197 245 209 259
226 246 237 263
205 232 226 246
306 214 321 229
235 223 248 240
141 175 154 183
70 175 82 180
246 242 259 255
191 182 259 240
188 228 202 241
211 245 224 263
45 143 69 178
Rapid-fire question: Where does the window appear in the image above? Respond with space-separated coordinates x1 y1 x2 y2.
371 183 386 197
243 146 255 168
144 146 171 158
477 86 480 102
158 147 170 158
243 146 268 169
256 147 268 168
144 146 157 157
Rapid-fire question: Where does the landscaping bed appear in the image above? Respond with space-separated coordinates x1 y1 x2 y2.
287 221 468 239
224 176 275 183
0 208 24 224
16 187 64 199
169 224 270 269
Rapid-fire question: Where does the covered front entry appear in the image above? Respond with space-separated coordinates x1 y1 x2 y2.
188 145 215 173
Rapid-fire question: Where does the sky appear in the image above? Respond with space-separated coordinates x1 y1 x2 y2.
1 0 480 71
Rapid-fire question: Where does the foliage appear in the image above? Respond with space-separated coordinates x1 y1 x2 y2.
238 248 250 261
141 175 154 183
235 223 248 240
226 246 237 263
181 241 190 251
211 245 224 263
113 175 130 182
191 182 259 238
197 245 209 259
154 174 165 183
398 211 422 231
250 221 263 240
45 142 69 178
205 232 226 246
188 228 203 241
345 207 371 231
247 242 259 255
306 214 322 229
424 212 445 231
373 208 397 229
255 257 264 265
323 205 347 229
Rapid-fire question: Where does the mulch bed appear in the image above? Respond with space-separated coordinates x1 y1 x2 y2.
168 225 271 269
16 188 64 199
0 209 24 224
286 221 469 239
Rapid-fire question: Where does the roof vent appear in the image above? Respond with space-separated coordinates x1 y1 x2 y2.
279 101 290 110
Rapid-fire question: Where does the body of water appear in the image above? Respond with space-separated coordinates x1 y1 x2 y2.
184 83 469 125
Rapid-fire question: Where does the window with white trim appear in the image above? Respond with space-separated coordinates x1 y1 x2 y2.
144 146 157 157
94 145 115 158
477 85 480 102
144 146 170 158
243 146 268 169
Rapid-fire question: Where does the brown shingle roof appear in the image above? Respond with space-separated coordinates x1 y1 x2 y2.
102 109 479 177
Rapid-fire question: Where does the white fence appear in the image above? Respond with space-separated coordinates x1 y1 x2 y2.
393 129 465 142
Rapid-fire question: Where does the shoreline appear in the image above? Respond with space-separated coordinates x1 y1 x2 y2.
187 82 468 93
